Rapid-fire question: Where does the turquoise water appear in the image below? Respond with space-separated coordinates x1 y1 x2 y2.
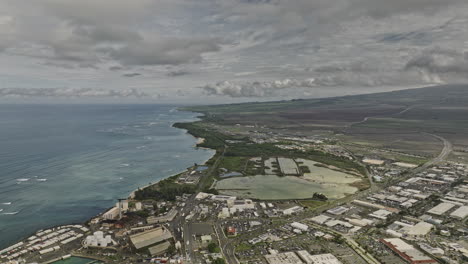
0 104 214 248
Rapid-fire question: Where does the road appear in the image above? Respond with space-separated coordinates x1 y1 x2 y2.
344 105 416 132
214 222 239 264
219 133 453 264
171 127 452 264
419 133 453 170
170 145 228 263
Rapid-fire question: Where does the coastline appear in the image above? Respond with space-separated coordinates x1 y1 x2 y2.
0 109 216 253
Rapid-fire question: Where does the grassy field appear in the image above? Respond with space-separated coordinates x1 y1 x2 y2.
298 200 327 209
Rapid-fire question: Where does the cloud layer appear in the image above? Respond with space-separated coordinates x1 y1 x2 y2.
1 0 468 101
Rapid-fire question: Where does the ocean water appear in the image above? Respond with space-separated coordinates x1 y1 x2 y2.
0 104 214 249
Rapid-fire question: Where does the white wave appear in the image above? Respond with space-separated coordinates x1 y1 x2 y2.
2 212 19 215
36 178 47 182
16 178 30 182
119 163 130 167
0 209 3 212
1 202 11 205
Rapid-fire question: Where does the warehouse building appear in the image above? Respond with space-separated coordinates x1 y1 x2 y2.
381 238 436 264
130 227 173 249
450 205 468 220
148 241 171 256
427 202 456 216
307 253 342 264
264 251 303 264
296 250 314 264
401 222 434 240
147 208 178 224
291 222 309 232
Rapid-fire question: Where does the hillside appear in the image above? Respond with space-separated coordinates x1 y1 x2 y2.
183 85 468 162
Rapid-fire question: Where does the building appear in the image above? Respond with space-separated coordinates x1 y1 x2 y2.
418 243 444 257
264 252 303 264
381 238 436 264
363 159 385 165
282 206 304 215
296 250 314 264
227 199 255 211
135 202 142 211
84 231 114 248
327 206 349 215
369 209 393 220
393 162 418 168
130 227 173 249
147 209 178 224
449 205 468 220
427 202 456 216
102 207 119 220
306 253 342 264
211 195 237 201
310 215 330 225
148 241 171 256
347 218 373 227
226 226 237 236
291 222 309 232
201 235 212 245
195 192 212 200
401 222 434 240
218 207 230 219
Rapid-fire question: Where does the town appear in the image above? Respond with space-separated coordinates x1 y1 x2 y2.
1 122 467 264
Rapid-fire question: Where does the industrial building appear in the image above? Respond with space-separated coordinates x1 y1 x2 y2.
310 215 330 225
363 159 385 165
401 222 434 240
102 207 120 220
306 253 342 264
327 206 349 215
147 208 178 224
291 222 309 232
84 231 115 248
227 199 255 211
130 227 173 249
148 241 171 256
449 205 468 219
282 206 304 215
427 202 456 216
381 238 436 264
264 251 303 264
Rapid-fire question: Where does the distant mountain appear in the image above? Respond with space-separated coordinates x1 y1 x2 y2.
185 85 468 114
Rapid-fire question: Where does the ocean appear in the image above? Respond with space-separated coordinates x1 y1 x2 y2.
0 104 214 249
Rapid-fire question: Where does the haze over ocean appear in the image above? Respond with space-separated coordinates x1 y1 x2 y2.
0 104 214 248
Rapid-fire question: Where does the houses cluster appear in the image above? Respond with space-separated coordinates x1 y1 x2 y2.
0 225 89 261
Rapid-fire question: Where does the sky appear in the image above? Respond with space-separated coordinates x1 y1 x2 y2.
1 0 468 103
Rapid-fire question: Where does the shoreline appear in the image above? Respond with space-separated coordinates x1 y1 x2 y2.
0 109 216 254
